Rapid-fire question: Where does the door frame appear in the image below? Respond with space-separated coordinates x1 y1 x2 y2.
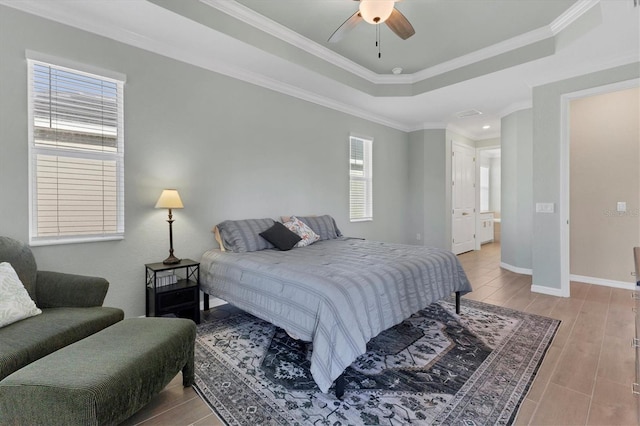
475 145 501 251
559 78 639 297
451 141 477 254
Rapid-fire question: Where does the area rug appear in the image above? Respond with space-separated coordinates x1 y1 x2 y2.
193 299 559 425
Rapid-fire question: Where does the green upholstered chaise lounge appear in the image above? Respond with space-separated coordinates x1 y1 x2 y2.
0 236 197 425
0 236 124 381
0 317 196 425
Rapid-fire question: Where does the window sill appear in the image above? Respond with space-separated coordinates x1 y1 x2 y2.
29 235 124 247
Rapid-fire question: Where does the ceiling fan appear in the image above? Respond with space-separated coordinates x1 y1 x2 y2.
328 0 415 43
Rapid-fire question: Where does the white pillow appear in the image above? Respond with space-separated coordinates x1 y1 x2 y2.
0 262 42 328
283 216 320 248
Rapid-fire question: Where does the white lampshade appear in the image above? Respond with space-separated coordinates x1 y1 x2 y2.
359 0 395 24
155 189 184 209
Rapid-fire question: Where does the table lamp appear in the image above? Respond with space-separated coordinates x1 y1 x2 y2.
155 189 184 264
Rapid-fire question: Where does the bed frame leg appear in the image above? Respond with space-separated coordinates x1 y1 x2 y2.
335 374 345 400
455 291 461 314
204 293 210 311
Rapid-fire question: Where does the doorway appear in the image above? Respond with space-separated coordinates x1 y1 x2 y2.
477 147 501 251
451 142 476 254
560 79 640 296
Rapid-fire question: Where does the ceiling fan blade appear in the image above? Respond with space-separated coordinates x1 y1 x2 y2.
385 8 415 40
328 11 363 43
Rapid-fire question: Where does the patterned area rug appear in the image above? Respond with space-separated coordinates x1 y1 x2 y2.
193 299 559 425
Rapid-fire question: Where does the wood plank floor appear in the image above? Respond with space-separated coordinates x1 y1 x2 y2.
121 242 637 425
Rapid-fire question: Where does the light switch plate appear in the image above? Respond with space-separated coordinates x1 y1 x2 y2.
617 201 626 212
536 202 555 213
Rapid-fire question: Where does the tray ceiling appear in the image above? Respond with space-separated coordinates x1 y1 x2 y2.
2 0 638 139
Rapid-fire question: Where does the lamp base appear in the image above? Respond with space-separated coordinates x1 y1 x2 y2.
162 254 181 265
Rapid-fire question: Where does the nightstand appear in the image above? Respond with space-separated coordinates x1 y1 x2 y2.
145 259 200 324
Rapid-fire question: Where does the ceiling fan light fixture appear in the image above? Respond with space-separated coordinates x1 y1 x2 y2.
359 0 395 24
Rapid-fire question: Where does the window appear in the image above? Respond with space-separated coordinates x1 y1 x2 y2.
28 57 125 245
349 135 372 221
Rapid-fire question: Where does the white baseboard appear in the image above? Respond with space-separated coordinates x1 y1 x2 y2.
570 274 636 290
500 263 566 297
531 285 567 297
500 262 533 276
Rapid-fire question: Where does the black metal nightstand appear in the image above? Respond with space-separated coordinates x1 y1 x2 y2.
145 259 200 324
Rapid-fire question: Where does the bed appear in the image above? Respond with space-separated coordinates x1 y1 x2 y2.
199 216 472 394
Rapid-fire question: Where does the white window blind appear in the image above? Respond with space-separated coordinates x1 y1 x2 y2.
349 136 373 221
28 59 125 245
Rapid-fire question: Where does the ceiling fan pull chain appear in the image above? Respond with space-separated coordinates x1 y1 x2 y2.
377 24 381 58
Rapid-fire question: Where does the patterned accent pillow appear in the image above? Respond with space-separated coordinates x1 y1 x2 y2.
284 217 320 248
216 218 276 253
294 215 342 240
0 262 42 328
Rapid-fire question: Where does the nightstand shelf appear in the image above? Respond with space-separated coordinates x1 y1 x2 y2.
145 259 200 324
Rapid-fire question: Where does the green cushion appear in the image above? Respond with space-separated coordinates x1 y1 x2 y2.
0 318 196 426
0 236 38 301
36 270 109 308
0 307 124 380
0 236 111 308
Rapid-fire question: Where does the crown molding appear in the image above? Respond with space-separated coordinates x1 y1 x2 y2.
0 0 154 50
211 65 413 132
526 54 640 89
0 1 198 67
407 122 501 141
407 122 447 133
446 125 479 141
200 0 600 86
3 0 626 139
199 0 382 83
478 130 501 140
499 101 533 119
550 0 600 34
411 26 554 82
0 0 412 132
416 0 600 82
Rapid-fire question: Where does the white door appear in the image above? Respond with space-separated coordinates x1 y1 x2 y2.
452 143 476 254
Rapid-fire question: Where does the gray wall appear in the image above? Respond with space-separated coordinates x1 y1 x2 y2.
407 131 426 245
500 109 533 271
408 129 448 249
532 63 640 291
0 6 409 317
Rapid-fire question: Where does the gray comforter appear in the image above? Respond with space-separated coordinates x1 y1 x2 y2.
199 238 472 393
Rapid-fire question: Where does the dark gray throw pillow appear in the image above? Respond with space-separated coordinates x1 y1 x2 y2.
259 222 302 251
